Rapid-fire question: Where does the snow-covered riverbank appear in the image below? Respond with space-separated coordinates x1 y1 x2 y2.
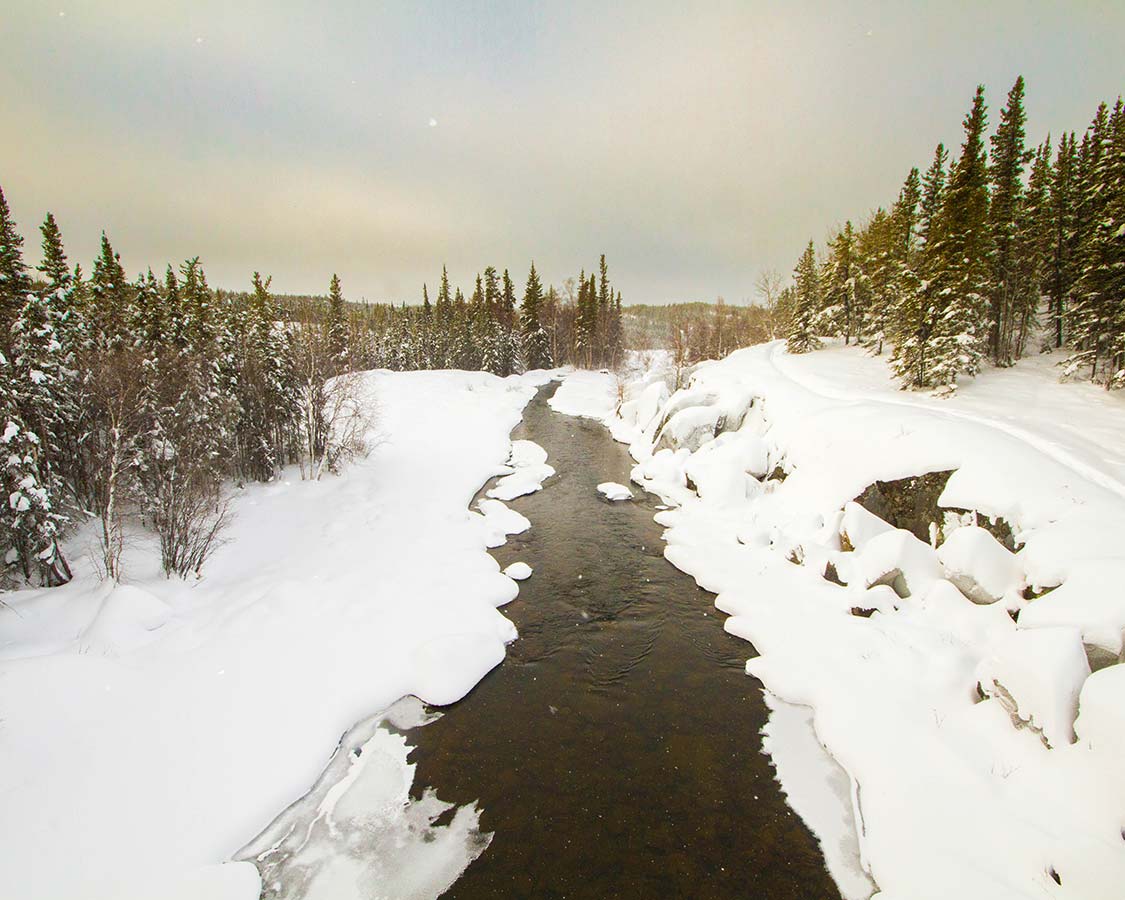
0 369 552 900
554 342 1125 900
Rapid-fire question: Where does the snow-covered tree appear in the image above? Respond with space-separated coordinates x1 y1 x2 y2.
787 241 821 354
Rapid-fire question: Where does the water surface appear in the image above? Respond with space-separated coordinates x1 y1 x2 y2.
409 382 841 899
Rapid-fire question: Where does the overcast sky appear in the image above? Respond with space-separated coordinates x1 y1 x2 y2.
3 1 1122 304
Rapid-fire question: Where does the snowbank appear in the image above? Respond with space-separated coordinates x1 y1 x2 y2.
0 368 551 900
568 339 1125 900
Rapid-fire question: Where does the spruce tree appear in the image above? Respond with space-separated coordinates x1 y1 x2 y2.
91 233 133 349
927 86 992 390
328 273 348 366
988 75 1030 364
520 262 553 369
0 186 32 347
1048 132 1078 349
37 213 71 295
787 241 822 353
821 221 859 344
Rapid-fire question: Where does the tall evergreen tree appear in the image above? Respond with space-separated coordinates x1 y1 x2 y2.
520 262 553 369
988 75 1030 364
37 212 71 295
1047 132 1079 349
787 241 822 354
927 85 992 389
327 273 348 365
0 187 32 347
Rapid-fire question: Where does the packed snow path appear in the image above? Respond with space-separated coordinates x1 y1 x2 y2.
401 382 846 899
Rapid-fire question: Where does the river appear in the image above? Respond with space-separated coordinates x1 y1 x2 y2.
404 381 840 898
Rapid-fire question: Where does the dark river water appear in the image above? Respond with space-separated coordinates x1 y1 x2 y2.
405 382 840 899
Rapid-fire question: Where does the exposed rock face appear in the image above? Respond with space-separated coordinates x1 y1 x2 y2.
854 470 955 543
853 470 1017 550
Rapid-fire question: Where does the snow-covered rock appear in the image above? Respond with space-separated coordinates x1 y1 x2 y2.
977 627 1089 747
683 432 766 505
1018 559 1125 656
618 379 670 435
654 405 723 453
852 528 942 598
840 501 894 551
937 525 1023 604
597 482 633 501
1074 663 1125 755
503 562 533 580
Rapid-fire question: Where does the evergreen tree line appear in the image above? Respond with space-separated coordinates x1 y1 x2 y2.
783 78 1125 392
0 191 366 587
331 255 624 375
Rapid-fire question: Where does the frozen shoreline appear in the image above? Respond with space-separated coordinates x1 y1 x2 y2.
552 342 1125 900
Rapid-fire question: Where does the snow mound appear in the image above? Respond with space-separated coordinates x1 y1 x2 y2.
937 525 1023 604
654 405 723 453
618 379 670 435
487 439 555 501
80 585 172 655
548 370 617 419
597 482 633 501
504 562 533 581
474 498 531 548
852 528 941 598
684 433 768 506
977 626 1090 747
1018 559 1125 655
1074 663 1125 755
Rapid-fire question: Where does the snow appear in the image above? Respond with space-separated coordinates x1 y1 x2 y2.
976 627 1090 748
937 525 1024 605
0 368 551 900
1018 558 1125 656
503 561 532 580
235 697 490 900
565 339 1125 900
1074 663 1125 755
597 481 633 501
486 438 554 501
759 692 874 900
547 369 618 419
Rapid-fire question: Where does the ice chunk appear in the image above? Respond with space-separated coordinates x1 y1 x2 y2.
937 525 1023 604
976 626 1089 747
597 482 633 501
504 562 532 580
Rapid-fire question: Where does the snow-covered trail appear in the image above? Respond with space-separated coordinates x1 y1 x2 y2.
766 341 1125 503
0 369 552 900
